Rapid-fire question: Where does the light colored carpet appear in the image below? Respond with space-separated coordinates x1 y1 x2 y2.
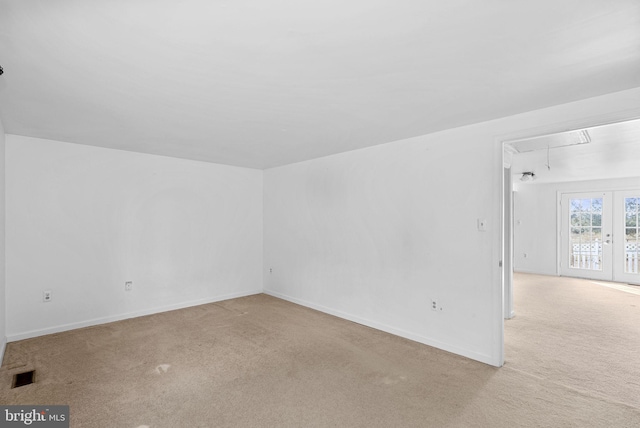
1 274 639 427
504 273 640 410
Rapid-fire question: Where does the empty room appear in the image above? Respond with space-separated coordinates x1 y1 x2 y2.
1 1 640 427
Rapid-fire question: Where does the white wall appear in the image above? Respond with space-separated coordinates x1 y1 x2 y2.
0 118 6 365
512 183 557 276
5 135 263 340
264 87 640 367
514 176 640 275
264 133 501 365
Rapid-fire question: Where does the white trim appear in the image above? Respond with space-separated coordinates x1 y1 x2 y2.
493 139 505 366
556 183 640 193
7 289 262 342
0 337 6 367
557 191 563 276
503 145 517 168
264 289 499 367
503 167 514 320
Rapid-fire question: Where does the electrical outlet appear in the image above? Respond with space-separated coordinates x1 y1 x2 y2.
431 299 438 311
269 268 273 274
43 290 52 302
125 281 133 291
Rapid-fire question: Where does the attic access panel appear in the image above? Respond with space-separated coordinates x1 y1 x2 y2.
507 129 591 153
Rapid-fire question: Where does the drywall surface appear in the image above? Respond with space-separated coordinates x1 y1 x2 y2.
5 136 263 340
264 88 640 366
0 118 6 364
264 125 502 365
514 176 640 275
512 183 557 276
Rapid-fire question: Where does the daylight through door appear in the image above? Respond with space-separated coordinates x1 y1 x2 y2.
613 190 640 284
561 190 640 285
561 192 612 281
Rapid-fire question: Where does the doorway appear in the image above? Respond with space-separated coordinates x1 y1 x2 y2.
503 116 640 324
615 191 640 284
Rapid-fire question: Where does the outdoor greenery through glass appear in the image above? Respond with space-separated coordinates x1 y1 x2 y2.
625 197 639 274
570 198 602 270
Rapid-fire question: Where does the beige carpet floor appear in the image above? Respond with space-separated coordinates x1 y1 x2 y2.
1 273 639 427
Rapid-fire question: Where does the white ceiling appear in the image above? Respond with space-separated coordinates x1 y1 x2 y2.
1 1 639 169
509 118 640 184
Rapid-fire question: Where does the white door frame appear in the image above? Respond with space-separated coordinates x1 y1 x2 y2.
559 191 613 281
613 189 640 285
503 167 514 319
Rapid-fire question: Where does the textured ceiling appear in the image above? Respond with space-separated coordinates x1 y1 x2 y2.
1 0 639 169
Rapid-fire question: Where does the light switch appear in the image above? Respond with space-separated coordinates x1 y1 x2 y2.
477 218 487 231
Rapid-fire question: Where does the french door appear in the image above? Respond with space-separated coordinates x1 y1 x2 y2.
560 190 640 285
613 190 640 284
561 192 612 280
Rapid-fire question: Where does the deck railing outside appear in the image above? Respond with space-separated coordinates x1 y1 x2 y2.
571 240 639 273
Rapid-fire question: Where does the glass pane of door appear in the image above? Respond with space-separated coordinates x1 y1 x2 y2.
561 191 612 281
569 197 603 271
624 197 639 274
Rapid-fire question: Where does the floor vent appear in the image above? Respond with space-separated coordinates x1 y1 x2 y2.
12 370 35 388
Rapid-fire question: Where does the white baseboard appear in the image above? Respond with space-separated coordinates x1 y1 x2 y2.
263 289 499 367
7 289 262 342
0 337 6 367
